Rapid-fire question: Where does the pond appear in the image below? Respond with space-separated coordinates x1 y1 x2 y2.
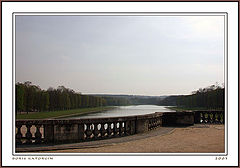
65 105 175 119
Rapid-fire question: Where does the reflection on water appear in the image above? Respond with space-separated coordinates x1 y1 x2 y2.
66 105 175 119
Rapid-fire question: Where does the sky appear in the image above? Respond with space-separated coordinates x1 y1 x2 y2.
16 15 224 96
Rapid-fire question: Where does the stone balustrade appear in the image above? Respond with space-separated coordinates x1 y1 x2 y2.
194 110 224 124
16 110 224 146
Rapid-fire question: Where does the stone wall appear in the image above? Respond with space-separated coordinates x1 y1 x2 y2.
161 112 195 126
16 110 223 146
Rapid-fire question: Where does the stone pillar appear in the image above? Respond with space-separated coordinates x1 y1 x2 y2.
194 111 201 124
162 112 195 126
135 118 149 133
175 113 194 125
130 120 136 135
44 124 54 143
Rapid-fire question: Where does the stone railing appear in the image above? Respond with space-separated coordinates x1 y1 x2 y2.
16 110 224 146
194 110 224 124
16 112 164 146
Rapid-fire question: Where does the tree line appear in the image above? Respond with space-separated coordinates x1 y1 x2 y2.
96 95 164 106
128 97 161 105
159 84 225 110
16 82 224 113
101 96 130 106
16 82 107 113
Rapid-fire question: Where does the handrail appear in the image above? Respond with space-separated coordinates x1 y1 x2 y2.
15 110 224 146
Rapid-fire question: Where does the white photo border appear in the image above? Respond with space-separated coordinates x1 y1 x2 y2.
2 1 239 167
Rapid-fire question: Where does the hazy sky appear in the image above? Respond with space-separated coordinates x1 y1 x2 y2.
16 15 224 96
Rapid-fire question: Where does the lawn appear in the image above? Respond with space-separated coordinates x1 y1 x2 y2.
166 106 223 111
16 106 115 120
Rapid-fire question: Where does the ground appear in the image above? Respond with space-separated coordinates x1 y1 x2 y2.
39 124 224 153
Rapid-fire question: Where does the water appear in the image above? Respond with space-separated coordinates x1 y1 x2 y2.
66 105 176 119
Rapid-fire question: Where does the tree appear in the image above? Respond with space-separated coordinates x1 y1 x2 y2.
161 84 225 110
16 82 114 113
41 92 49 111
16 83 25 113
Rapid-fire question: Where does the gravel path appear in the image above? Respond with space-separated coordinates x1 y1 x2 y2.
37 124 224 153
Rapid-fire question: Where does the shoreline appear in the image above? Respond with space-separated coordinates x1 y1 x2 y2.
16 105 177 120
166 106 224 112
16 106 116 120
53 106 117 119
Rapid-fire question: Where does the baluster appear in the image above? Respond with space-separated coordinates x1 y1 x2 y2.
94 123 99 140
218 113 222 124
113 122 118 136
16 125 22 145
151 119 154 129
151 119 153 130
206 112 210 123
85 123 92 140
25 124 33 144
220 113 224 124
205 112 209 123
158 117 161 127
155 118 157 128
116 122 120 136
202 112 206 123
35 125 42 144
148 120 151 130
100 123 103 138
210 112 213 123
90 124 94 139
155 118 158 127
208 113 211 123
101 123 106 138
114 122 117 136
212 112 216 124
199 112 203 123
122 122 126 136
214 113 217 123
111 122 115 136
112 123 115 136
149 119 152 130
221 112 225 124
107 122 112 137
215 113 220 124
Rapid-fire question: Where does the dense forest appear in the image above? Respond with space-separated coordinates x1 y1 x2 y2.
159 84 225 110
16 82 138 113
16 82 107 113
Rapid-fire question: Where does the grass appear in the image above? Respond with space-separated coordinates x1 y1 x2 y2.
166 106 222 112
16 106 115 120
